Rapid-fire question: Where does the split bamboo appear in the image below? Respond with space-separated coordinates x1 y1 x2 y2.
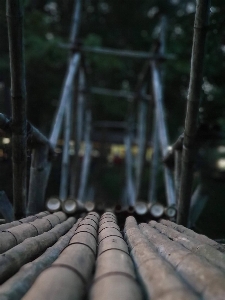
140 222 225 300
89 213 142 300
125 217 200 300
7 0 27 220
0 212 67 253
177 0 211 226
0 219 82 300
23 213 99 300
0 217 75 284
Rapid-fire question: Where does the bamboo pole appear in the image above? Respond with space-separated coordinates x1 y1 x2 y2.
0 211 49 231
124 135 136 207
77 110 92 203
50 53 80 148
59 0 83 200
0 219 81 300
151 61 175 207
135 87 147 200
150 220 225 272
62 198 85 214
148 115 159 204
23 213 98 300
148 202 164 218
124 217 200 300
46 197 61 213
0 217 75 284
140 222 225 300
90 213 142 300
0 212 67 253
160 219 225 253
6 0 27 220
89 87 151 101
177 0 211 226
0 113 53 151
60 44 175 60
69 68 86 198
59 86 73 201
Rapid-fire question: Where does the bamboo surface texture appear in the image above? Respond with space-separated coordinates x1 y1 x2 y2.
23 212 100 300
89 213 142 300
0 213 224 299
0 211 67 254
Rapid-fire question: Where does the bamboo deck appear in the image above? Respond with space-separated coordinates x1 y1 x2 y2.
0 212 224 300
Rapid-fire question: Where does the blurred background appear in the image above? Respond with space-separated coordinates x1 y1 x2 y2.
0 0 225 238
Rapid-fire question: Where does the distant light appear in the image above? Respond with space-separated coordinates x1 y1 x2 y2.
2 138 10 144
54 147 62 154
167 145 172 152
217 146 225 154
217 159 225 170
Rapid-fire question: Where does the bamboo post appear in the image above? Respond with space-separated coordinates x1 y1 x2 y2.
151 61 175 207
27 145 51 215
177 0 211 226
70 68 85 198
148 114 159 204
174 149 182 203
59 86 73 201
77 110 92 202
135 87 147 200
124 135 136 207
7 0 27 220
59 0 83 201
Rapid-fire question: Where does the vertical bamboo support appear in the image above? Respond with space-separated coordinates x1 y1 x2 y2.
177 0 210 226
148 114 159 204
77 110 92 202
174 149 182 203
135 88 147 201
124 135 136 207
27 145 50 215
70 69 85 198
56 0 83 201
59 86 73 201
7 0 27 219
151 62 175 207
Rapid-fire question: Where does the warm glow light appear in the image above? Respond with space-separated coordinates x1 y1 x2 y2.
2 138 10 144
217 159 225 170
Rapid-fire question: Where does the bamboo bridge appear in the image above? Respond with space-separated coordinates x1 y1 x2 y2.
1 0 225 299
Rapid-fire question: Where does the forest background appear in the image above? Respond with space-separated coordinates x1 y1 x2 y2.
0 0 225 237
